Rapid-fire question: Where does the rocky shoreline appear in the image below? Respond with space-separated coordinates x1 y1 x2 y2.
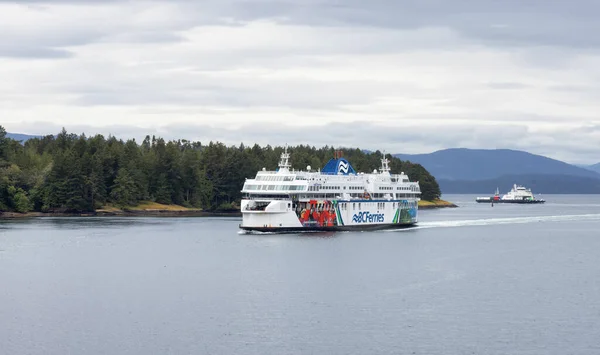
418 204 458 210
418 199 458 209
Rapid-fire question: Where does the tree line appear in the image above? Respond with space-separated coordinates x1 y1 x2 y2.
0 126 441 213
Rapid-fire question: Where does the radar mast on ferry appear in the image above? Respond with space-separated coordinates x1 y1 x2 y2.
277 145 291 173
380 152 391 175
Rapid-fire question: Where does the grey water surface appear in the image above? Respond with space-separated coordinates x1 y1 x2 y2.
1 194 600 354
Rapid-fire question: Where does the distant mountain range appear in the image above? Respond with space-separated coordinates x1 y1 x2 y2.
6 133 42 142
395 148 600 194
579 163 600 174
439 174 600 194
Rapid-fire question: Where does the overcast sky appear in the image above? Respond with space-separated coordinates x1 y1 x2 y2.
1 1 599 164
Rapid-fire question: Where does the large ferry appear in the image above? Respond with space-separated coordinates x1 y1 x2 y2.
239 148 421 232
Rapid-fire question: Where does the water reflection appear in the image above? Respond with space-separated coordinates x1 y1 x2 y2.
0 217 177 230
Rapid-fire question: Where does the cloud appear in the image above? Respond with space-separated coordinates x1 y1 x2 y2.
1 0 600 164
5 1 600 54
259 0 600 49
486 82 531 90
0 44 73 59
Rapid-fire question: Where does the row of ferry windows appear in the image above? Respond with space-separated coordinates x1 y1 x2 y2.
398 186 417 191
310 186 418 191
255 176 295 181
381 186 419 191
245 185 418 193
244 184 305 191
376 186 420 191
254 175 412 184
309 186 342 191
338 201 417 210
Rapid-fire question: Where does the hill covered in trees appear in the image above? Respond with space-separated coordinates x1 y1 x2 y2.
0 126 441 214
395 148 600 181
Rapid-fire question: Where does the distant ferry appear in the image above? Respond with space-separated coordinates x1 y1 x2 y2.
239 148 421 232
476 184 545 204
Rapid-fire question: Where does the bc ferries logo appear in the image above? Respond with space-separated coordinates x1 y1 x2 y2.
337 161 349 174
352 211 385 223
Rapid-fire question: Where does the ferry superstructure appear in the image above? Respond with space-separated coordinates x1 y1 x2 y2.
239 148 421 232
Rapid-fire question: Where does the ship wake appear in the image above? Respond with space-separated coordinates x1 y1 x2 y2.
395 213 600 231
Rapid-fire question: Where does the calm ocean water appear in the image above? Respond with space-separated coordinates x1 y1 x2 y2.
2 194 600 354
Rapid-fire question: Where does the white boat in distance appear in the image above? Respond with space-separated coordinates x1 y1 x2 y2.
476 184 545 204
239 147 421 232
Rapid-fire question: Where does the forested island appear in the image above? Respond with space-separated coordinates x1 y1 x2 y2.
0 125 444 215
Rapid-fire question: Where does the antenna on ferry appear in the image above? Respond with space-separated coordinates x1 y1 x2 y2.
380 150 391 174
278 143 291 172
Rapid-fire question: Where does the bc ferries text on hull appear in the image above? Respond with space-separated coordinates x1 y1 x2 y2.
239 148 421 233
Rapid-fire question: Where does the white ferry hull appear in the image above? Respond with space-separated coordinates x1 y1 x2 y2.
240 198 418 233
239 223 416 233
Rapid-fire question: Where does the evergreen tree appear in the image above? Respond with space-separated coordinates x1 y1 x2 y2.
0 126 8 165
110 167 136 206
11 187 33 213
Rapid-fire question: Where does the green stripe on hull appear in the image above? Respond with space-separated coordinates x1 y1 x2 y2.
334 200 344 226
392 208 400 224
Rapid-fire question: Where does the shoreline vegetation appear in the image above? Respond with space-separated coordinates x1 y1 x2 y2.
1 199 457 218
418 199 458 209
1 125 445 216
